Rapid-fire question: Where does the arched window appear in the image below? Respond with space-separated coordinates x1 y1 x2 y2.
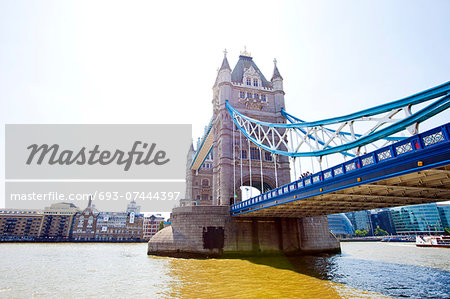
246 78 251 85
202 179 209 186
78 216 84 227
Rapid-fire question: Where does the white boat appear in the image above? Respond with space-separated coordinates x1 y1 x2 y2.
415 235 450 248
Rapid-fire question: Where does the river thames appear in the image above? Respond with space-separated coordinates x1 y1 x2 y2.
0 242 448 298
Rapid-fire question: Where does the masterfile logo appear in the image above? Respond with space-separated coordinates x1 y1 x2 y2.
5 124 191 212
26 141 170 171
6 124 190 179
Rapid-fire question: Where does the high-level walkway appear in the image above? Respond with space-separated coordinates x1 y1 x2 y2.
231 123 450 217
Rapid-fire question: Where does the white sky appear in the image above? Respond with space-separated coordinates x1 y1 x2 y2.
1 0 449 210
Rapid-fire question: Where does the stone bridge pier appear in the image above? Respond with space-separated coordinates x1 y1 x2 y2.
148 206 340 257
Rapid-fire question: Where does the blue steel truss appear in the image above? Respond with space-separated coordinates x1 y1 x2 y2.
226 81 450 157
230 122 450 216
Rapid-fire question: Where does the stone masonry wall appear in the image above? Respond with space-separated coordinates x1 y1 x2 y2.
148 206 340 257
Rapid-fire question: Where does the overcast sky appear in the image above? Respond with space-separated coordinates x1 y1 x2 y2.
1 0 449 209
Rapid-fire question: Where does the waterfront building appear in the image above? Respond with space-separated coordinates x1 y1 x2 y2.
390 203 443 234
345 210 371 232
369 209 396 235
95 212 127 241
40 203 80 240
72 198 99 241
143 214 165 240
95 201 144 241
0 209 44 240
327 213 354 237
437 204 450 229
126 199 141 215
125 200 144 240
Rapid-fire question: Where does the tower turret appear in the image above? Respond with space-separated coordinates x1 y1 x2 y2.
217 49 232 85
271 58 283 91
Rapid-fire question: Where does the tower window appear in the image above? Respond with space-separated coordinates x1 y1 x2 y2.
250 147 260 160
247 92 252 99
253 79 258 87
246 78 251 85
239 91 245 99
240 150 247 159
265 152 273 161
261 94 267 102
254 94 259 100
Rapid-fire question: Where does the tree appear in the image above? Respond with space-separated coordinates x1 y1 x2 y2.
374 226 389 236
158 221 165 231
355 229 369 237
444 227 450 235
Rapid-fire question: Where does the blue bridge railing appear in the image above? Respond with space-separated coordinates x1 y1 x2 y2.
230 122 450 215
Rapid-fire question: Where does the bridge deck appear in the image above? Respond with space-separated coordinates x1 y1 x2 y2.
231 123 450 218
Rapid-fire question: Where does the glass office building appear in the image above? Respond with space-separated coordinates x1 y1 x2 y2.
370 209 396 235
390 203 443 234
345 210 371 232
437 204 450 229
327 213 355 236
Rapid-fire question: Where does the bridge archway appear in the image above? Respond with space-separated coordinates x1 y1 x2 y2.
241 180 273 195
229 175 276 205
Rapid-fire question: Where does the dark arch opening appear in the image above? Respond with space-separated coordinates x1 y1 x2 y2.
232 178 274 205
241 180 273 194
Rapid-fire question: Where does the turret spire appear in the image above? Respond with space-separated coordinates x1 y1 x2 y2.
219 48 231 71
271 58 283 81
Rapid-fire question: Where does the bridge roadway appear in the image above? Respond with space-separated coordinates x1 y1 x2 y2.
230 123 450 218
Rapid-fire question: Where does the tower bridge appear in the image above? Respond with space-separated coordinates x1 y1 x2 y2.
148 50 450 257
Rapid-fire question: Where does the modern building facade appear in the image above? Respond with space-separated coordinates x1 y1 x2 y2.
327 213 354 237
390 203 443 234
437 204 450 229
345 210 372 232
370 209 396 235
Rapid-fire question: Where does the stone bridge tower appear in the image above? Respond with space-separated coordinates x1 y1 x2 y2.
212 50 291 206
148 50 341 257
